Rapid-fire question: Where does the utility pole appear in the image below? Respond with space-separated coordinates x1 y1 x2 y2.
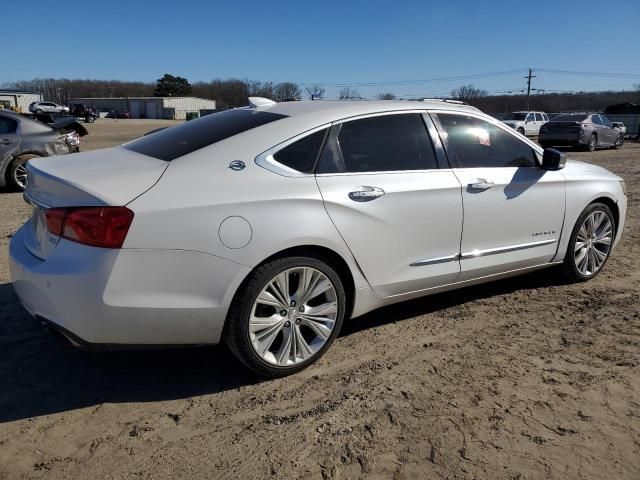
525 68 536 111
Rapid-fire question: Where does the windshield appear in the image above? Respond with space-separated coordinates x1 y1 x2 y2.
502 113 527 121
552 114 588 122
124 109 287 161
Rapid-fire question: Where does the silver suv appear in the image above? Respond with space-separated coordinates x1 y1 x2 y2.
501 111 549 136
28 101 70 115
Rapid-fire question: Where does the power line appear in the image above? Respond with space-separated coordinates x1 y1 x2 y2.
534 68 640 78
300 69 528 88
298 67 640 89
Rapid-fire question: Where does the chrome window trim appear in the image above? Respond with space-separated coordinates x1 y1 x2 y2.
254 123 331 177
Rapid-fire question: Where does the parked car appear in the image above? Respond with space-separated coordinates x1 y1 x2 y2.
501 111 549 136
539 113 624 151
28 101 70 115
10 99 627 377
68 103 98 123
106 110 130 119
0 111 85 190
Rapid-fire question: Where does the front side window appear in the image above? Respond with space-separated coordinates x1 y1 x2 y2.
600 115 613 128
317 113 438 173
437 113 538 168
525 113 534 122
592 115 603 125
0 116 18 134
273 128 327 173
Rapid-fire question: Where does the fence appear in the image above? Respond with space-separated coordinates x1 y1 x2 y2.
606 114 640 138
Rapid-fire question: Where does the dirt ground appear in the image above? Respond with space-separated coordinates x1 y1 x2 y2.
0 120 638 480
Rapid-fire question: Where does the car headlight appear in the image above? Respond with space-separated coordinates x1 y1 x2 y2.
620 180 627 196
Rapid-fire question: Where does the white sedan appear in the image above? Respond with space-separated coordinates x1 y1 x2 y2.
10 98 627 376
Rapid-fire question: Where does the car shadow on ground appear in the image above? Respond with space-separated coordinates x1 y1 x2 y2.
0 268 568 423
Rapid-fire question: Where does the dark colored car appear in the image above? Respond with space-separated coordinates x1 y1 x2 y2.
68 103 98 123
0 111 86 190
539 113 624 152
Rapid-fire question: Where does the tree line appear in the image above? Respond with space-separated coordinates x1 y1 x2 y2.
3 76 639 113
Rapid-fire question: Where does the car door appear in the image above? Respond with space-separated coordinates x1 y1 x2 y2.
315 112 463 297
0 115 20 161
599 115 617 144
524 113 536 135
591 115 610 146
432 111 565 281
533 112 545 135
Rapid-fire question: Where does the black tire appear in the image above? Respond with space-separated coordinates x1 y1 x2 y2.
585 134 597 152
561 202 615 282
517 127 525 135
614 134 624 150
35 109 44 115
225 255 347 377
6 156 32 191
539 142 551 149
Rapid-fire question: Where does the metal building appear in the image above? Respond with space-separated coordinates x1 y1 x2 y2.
68 96 217 120
0 90 43 113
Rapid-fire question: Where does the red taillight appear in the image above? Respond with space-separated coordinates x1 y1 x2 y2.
44 208 66 236
44 207 134 248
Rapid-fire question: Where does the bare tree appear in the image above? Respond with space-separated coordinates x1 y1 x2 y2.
273 82 301 101
377 92 396 100
338 87 361 100
450 84 488 104
305 84 325 100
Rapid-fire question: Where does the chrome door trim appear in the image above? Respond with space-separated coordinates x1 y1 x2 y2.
460 238 557 259
410 253 460 267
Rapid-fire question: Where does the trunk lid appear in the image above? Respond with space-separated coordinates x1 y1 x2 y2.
23 147 168 259
545 121 583 132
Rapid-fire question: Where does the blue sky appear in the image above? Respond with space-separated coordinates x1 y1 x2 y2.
5 0 640 98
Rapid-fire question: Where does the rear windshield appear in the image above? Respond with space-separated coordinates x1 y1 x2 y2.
552 114 588 122
124 109 287 161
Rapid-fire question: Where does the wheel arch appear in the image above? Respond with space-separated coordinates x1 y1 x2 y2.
225 244 357 329
592 196 620 235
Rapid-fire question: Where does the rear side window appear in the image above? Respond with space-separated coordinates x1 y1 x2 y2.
273 129 327 173
534 113 543 121
0 116 18 134
437 113 537 168
317 113 438 173
124 109 287 161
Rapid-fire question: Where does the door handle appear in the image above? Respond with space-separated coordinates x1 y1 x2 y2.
1 139 13 145
468 178 495 191
348 186 385 202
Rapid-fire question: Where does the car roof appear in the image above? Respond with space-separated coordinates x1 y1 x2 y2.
245 100 482 134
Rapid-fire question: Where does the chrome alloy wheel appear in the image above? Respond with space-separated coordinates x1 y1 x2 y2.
574 210 612 276
249 267 338 366
14 162 28 189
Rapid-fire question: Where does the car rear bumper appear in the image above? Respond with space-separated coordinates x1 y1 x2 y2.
9 223 250 347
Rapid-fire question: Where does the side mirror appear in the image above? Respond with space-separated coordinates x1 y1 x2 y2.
541 148 566 171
